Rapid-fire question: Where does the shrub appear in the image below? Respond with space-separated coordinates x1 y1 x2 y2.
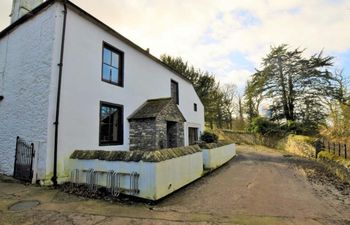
284 134 317 158
200 131 218 143
247 117 317 136
247 117 281 135
280 120 318 135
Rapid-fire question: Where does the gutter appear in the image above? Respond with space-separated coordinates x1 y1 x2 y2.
51 0 67 187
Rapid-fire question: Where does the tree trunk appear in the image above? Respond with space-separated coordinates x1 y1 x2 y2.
287 74 295 121
238 96 244 121
277 56 291 121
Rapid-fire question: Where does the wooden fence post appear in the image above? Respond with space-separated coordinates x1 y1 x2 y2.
328 141 330 152
315 139 322 158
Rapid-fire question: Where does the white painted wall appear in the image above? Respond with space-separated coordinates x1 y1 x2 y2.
69 152 203 200
202 144 236 170
0 4 61 177
0 2 205 181
56 5 204 178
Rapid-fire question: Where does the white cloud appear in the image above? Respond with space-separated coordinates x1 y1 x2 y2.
218 69 252 89
1 0 350 89
0 1 11 29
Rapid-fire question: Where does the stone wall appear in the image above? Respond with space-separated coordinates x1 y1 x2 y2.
155 120 184 149
130 119 184 151
129 99 185 151
129 119 156 151
176 122 184 147
158 100 185 122
157 100 184 148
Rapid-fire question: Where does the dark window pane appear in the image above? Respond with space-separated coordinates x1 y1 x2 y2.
103 48 111 64
111 68 118 83
110 109 119 141
100 103 123 145
100 124 110 141
171 80 179 104
111 52 119 68
102 44 124 87
102 64 110 81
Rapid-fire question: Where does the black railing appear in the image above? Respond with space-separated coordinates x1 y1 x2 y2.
316 138 347 159
13 137 35 182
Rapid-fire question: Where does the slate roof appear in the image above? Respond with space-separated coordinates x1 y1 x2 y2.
128 98 172 120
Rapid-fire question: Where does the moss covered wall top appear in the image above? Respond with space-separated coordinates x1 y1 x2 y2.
199 142 233 150
70 145 201 162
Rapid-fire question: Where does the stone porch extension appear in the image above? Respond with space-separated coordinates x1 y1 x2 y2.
128 98 185 151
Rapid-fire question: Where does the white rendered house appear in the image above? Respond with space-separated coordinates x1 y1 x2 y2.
0 0 204 184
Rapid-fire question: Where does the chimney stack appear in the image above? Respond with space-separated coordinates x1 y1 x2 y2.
11 0 44 24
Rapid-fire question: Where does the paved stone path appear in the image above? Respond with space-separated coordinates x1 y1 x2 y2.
0 145 349 224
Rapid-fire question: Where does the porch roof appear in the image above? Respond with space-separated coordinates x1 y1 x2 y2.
128 97 185 122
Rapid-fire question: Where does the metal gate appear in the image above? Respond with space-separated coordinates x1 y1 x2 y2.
13 137 34 182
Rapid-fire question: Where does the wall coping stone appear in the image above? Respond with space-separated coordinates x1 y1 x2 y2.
199 142 234 150
70 145 201 162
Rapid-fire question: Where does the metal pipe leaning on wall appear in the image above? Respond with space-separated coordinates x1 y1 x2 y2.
70 169 140 196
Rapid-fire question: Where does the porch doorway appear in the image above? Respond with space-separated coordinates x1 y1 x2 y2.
188 127 199 145
167 121 178 148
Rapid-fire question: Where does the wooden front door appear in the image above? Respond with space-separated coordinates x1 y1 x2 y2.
188 127 198 145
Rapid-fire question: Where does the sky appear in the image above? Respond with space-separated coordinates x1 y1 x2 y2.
0 0 350 93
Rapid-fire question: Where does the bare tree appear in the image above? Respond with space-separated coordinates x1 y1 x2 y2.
221 83 243 129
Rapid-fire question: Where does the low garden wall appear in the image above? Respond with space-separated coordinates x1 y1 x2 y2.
68 143 237 200
201 143 236 170
69 146 203 200
221 130 284 148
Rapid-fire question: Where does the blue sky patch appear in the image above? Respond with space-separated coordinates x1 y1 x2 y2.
199 27 219 45
231 9 261 27
228 51 255 71
287 7 302 15
333 50 350 79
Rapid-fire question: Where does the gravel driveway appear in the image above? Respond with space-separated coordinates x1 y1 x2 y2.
0 145 349 225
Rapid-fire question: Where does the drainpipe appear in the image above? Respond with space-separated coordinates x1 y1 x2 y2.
51 0 67 187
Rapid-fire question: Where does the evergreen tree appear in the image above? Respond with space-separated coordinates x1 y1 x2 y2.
160 54 222 128
249 44 335 132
